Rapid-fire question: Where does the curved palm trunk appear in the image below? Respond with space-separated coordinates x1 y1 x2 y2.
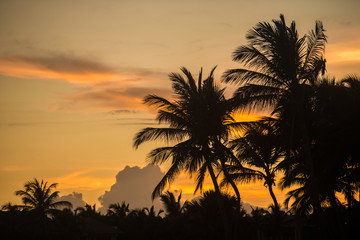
206 160 231 240
219 158 241 206
215 140 241 206
267 184 279 211
264 168 279 212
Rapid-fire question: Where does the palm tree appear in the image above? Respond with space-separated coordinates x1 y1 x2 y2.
227 119 283 212
184 190 241 215
75 203 99 217
1 202 22 213
107 201 130 218
223 14 327 214
15 178 72 218
144 206 164 218
160 190 186 217
311 76 360 208
134 67 244 200
128 206 163 218
134 67 243 239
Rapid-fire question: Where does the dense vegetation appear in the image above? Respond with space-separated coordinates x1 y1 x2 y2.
1 15 360 239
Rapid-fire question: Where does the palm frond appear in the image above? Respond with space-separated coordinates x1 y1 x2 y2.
133 127 188 149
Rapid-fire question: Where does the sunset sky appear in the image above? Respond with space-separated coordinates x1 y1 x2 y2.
1 0 359 211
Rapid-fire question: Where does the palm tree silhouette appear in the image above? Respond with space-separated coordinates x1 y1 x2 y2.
75 203 99 217
160 190 186 217
223 14 327 215
128 206 163 218
107 202 130 218
134 67 243 239
1 202 22 213
134 67 241 201
15 178 72 218
227 119 283 212
144 206 164 218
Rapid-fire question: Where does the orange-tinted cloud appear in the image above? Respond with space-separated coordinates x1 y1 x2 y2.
0 166 26 172
0 55 166 85
0 54 171 111
62 86 172 111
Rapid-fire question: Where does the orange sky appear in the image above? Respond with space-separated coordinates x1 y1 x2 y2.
0 0 359 210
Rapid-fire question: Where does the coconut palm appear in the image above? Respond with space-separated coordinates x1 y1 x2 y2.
160 190 186 217
75 203 99 217
107 202 130 218
227 119 283 211
144 206 164 218
134 67 244 239
15 178 72 218
223 14 327 214
1 202 22 213
134 67 242 201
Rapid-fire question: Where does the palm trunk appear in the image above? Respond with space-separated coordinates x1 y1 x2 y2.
206 161 231 240
220 158 241 205
267 184 279 212
294 96 322 216
295 93 323 235
216 140 241 206
300 119 322 214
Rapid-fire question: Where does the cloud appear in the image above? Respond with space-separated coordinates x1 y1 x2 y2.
98 164 164 213
57 192 86 209
0 166 26 171
0 53 172 111
63 86 171 111
0 54 167 84
108 109 139 115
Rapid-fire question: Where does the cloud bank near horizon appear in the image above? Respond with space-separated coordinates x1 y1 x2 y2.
98 164 164 213
57 192 86 209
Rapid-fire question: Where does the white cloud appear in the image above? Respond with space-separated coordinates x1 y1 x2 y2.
57 192 86 209
98 164 164 213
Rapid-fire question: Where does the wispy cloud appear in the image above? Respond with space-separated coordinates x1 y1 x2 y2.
0 166 26 171
0 54 166 85
62 86 171 111
0 53 171 111
108 109 139 115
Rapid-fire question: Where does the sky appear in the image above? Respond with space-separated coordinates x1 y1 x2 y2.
0 0 359 211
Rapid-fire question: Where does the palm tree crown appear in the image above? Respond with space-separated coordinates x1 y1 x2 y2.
15 178 72 218
223 14 327 214
160 190 185 217
228 119 283 211
134 67 241 199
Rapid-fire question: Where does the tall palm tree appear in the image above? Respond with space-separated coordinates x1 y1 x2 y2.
134 67 243 239
134 67 242 201
223 14 327 214
15 178 72 218
227 119 283 211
